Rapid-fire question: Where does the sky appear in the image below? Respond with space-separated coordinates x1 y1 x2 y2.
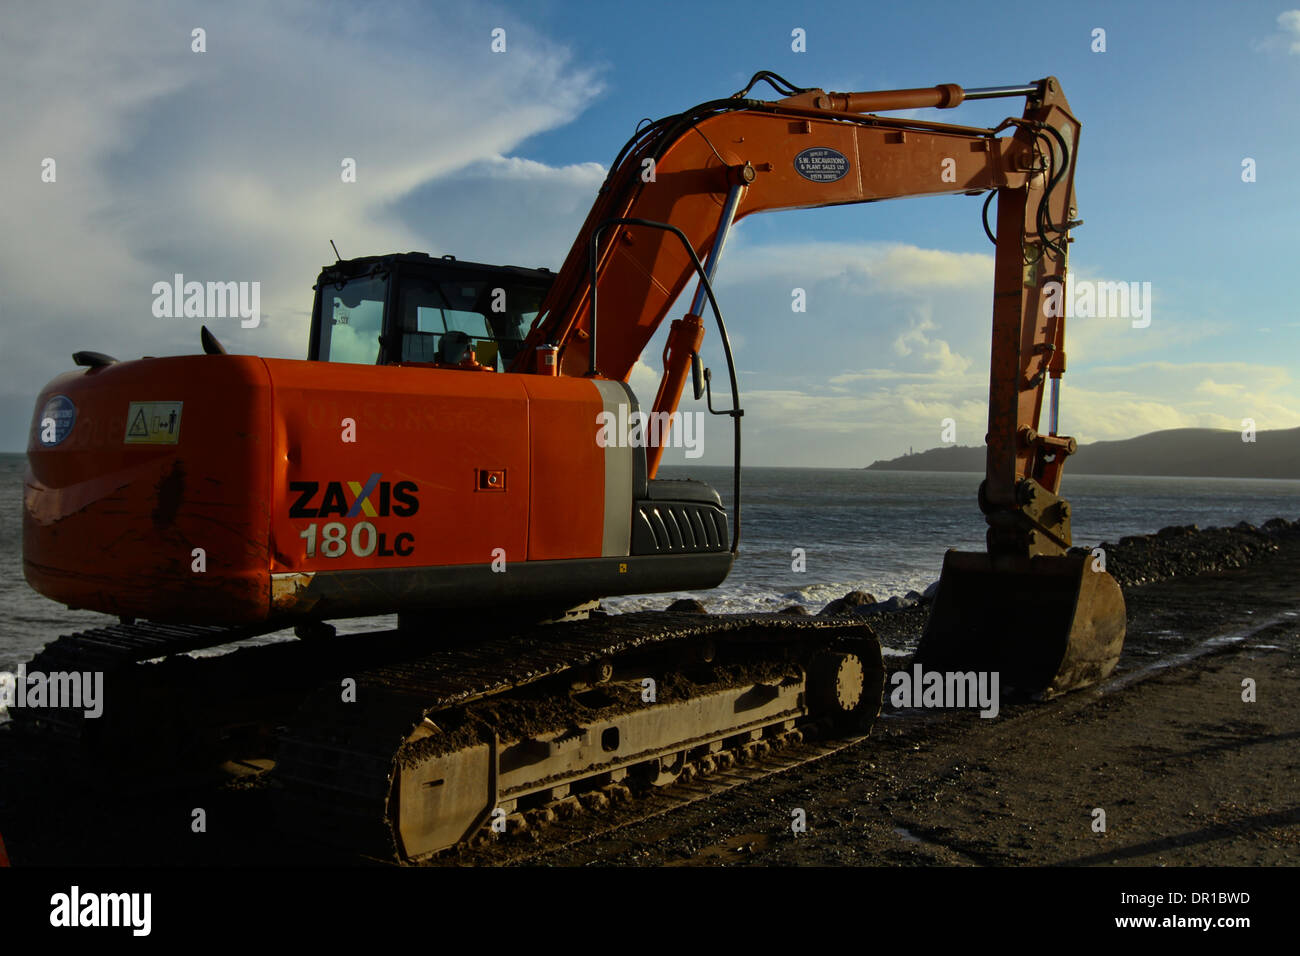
2 0 1298 467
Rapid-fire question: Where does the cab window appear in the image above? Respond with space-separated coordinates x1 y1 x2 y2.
318 275 387 364
397 276 545 369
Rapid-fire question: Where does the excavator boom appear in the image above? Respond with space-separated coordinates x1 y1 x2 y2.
518 72 1122 694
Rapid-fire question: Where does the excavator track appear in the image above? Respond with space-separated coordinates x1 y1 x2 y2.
3 613 884 864
449 726 866 866
275 612 884 862
5 620 289 780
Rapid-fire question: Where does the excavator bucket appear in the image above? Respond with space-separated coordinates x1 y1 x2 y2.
914 551 1126 698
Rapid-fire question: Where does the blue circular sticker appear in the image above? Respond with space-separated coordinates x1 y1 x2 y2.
794 147 850 183
38 395 76 447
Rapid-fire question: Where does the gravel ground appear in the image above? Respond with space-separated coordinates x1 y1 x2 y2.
532 521 1300 867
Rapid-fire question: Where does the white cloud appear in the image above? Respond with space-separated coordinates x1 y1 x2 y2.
891 314 971 376
657 238 1299 466
718 239 992 291
0 0 604 449
1252 10 1300 53
1062 361 1300 442
391 155 607 270
628 359 660 403
700 356 1300 468
1195 378 1247 398
1278 10 1300 53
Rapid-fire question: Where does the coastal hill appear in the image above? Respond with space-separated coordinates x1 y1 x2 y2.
866 427 1299 479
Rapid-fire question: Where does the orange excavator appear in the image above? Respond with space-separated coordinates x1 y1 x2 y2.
14 72 1124 861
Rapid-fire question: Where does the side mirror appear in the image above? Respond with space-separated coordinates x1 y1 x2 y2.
691 352 705 401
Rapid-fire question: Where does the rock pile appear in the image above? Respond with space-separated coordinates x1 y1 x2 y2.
1070 518 1297 588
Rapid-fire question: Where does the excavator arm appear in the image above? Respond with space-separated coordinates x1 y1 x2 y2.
521 74 1124 698
520 75 1081 559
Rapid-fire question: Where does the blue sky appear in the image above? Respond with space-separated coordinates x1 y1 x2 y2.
3 0 1297 465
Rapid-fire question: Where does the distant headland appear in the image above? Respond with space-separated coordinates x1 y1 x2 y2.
866 427 1299 479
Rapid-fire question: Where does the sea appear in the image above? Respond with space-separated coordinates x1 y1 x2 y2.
3 452 1298 677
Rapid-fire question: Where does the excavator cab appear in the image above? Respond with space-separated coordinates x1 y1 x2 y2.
308 252 555 371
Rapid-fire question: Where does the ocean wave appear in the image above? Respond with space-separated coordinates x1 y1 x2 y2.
602 572 939 616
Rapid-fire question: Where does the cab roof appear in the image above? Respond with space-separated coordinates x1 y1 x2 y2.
314 251 555 289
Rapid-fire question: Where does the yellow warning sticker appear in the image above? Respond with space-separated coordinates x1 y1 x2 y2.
124 402 183 444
